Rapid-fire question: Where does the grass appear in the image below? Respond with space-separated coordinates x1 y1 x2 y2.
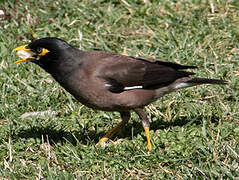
0 0 239 179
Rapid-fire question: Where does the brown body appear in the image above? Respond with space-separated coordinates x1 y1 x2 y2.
58 51 157 111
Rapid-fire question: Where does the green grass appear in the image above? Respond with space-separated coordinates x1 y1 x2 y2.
0 0 239 179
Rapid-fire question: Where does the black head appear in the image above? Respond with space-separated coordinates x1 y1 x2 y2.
27 37 71 55
14 37 84 77
14 37 72 64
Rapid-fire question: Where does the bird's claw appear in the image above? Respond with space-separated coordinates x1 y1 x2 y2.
96 137 108 147
96 138 125 147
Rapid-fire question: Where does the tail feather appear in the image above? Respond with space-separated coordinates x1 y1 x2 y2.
187 78 228 85
173 77 227 90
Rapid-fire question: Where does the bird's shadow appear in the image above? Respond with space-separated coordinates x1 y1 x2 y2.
15 114 220 146
15 125 105 146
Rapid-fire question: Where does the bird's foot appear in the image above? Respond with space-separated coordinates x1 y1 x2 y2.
147 142 152 151
96 138 125 147
144 127 152 151
112 138 124 145
96 137 108 147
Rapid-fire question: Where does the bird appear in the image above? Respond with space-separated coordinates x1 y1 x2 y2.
14 37 227 150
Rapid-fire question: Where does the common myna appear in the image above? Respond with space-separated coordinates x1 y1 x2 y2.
14 37 227 150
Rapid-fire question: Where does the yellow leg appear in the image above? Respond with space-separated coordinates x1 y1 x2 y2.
144 127 152 151
96 121 126 146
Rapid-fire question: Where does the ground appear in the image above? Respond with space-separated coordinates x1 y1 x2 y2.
0 0 238 179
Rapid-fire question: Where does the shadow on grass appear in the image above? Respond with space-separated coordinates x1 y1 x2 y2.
16 126 105 146
15 114 220 146
116 115 205 140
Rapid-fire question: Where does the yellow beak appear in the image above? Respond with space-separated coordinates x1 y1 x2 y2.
14 45 33 63
14 45 50 63
13 45 31 52
14 58 32 64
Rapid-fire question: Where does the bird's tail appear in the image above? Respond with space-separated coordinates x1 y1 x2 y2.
173 77 227 90
187 78 228 85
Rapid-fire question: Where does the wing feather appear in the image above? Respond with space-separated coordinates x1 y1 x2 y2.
98 55 196 93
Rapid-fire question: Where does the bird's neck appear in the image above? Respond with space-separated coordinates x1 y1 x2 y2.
39 48 84 83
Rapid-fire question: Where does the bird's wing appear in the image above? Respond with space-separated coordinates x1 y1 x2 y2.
98 55 196 93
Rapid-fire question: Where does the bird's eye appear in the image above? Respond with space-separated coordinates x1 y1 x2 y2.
36 47 43 54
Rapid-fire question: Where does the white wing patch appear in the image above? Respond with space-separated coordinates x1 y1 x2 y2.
105 84 111 87
105 83 143 92
124 86 143 90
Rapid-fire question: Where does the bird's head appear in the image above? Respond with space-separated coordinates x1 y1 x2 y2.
13 37 71 64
